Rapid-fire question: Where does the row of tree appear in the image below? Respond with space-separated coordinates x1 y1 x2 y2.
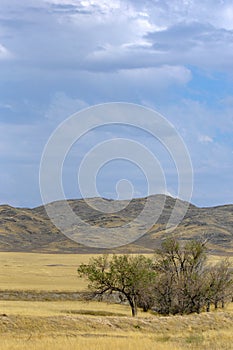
78 238 233 317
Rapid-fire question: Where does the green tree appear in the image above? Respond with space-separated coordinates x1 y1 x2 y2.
77 238 233 317
78 254 156 317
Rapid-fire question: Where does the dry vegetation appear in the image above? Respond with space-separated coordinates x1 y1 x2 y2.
0 305 233 350
1 196 233 254
0 252 233 349
1 252 231 292
0 252 91 291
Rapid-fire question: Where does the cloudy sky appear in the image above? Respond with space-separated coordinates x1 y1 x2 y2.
0 0 233 208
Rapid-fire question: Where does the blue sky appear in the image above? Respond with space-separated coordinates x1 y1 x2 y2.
0 0 233 208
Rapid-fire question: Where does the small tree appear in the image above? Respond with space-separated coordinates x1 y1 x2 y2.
154 237 233 315
78 254 156 317
154 237 208 314
206 259 233 310
77 239 233 317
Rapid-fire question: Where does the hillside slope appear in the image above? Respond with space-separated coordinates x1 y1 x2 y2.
0 195 232 254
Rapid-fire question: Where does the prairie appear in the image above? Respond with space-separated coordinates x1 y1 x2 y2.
0 304 233 350
0 251 232 349
0 252 92 291
0 252 231 292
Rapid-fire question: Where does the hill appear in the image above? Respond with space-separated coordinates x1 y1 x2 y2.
0 195 232 255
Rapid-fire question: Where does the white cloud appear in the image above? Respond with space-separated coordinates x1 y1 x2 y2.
45 92 88 122
0 43 12 60
145 22 233 72
220 96 233 107
107 64 191 88
198 134 213 143
0 0 233 207
129 0 233 30
0 103 13 110
159 99 232 173
1 0 233 75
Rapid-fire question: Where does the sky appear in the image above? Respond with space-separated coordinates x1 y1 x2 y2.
0 0 233 208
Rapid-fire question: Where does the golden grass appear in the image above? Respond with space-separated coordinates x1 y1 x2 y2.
207 254 233 264
0 252 93 291
1 252 231 292
0 333 215 350
0 252 233 349
0 310 233 350
0 300 136 317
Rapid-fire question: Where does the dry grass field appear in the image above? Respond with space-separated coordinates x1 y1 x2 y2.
0 252 92 291
0 252 233 349
0 252 231 292
0 304 233 350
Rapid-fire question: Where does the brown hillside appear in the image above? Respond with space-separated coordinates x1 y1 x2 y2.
0 195 232 255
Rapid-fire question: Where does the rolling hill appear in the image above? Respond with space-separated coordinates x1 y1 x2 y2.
0 195 232 255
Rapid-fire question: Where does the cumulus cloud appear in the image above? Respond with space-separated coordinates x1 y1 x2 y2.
1 0 233 75
129 0 233 30
145 22 233 72
0 0 233 207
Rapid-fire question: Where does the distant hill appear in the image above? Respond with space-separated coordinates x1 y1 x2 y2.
0 195 232 255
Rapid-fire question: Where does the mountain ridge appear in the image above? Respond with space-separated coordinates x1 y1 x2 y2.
0 195 232 255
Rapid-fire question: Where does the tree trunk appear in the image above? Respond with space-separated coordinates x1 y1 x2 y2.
128 296 137 317
196 303 200 314
131 304 137 317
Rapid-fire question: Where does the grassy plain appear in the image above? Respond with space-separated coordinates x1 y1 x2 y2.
0 252 231 292
0 252 92 291
0 251 233 349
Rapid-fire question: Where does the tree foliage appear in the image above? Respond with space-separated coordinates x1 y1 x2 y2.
78 238 233 316
78 254 156 316
206 259 233 310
